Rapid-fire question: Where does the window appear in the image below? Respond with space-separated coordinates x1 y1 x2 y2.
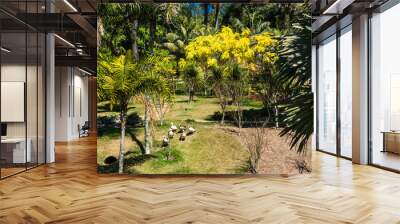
317 35 337 154
339 26 352 158
370 3 400 171
0 1 46 179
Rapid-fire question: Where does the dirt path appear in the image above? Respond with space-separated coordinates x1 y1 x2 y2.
222 127 312 175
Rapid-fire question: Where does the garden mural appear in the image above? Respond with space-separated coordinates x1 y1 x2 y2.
97 2 312 175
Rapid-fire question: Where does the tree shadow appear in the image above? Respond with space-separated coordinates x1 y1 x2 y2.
206 107 285 128
174 99 199 103
98 101 137 112
124 153 156 167
97 112 143 136
126 129 146 155
97 151 156 174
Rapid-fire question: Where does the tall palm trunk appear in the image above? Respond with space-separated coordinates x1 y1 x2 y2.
219 97 227 125
214 4 220 29
118 106 127 174
274 105 279 128
149 14 156 52
97 17 104 51
144 96 151 154
203 3 209 26
131 19 139 61
236 101 242 133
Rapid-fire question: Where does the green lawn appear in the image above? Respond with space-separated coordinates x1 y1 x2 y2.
97 94 262 174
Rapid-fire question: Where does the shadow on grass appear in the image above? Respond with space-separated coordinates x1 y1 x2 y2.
126 129 146 155
206 107 285 128
98 101 137 112
98 147 186 174
174 99 199 103
97 112 143 137
97 151 156 174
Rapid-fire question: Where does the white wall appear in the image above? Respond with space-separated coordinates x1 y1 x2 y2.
55 66 89 141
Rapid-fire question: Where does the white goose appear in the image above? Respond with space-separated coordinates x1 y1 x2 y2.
187 126 196 135
168 129 174 139
179 132 186 141
162 136 169 147
170 123 178 132
178 125 186 133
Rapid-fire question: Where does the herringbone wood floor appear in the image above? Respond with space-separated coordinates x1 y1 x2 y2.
1 136 400 224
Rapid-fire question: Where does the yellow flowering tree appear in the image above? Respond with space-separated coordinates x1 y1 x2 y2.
181 27 278 129
184 27 277 73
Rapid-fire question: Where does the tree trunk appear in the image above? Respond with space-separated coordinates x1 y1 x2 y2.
216 88 226 125
149 14 156 52
144 96 151 154
118 108 127 174
188 86 194 103
214 4 220 30
131 19 139 61
203 3 209 26
221 109 225 125
274 105 279 128
97 17 104 51
237 104 242 132
160 116 164 126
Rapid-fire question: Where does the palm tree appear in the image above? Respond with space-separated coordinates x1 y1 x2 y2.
210 66 229 124
278 4 312 153
182 63 201 103
138 52 174 154
203 3 210 26
98 51 138 173
213 3 221 29
98 50 169 172
163 20 200 93
125 3 142 61
228 63 247 132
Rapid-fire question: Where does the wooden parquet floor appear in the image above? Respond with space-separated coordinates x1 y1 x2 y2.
1 136 400 224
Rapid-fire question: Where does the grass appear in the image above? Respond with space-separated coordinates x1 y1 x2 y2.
97 94 262 174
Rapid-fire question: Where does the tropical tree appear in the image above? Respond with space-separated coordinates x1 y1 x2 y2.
97 4 130 56
141 3 181 52
184 27 277 129
97 51 138 173
149 49 175 125
213 3 222 29
138 50 175 153
278 4 312 153
210 66 229 124
98 3 142 59
179 61 202 103
227 63 248 131
203 3 210 26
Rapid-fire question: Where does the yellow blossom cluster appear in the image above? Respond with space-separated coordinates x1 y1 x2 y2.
182 27 278 72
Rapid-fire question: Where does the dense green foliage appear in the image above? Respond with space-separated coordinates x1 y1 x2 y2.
97 3 312 172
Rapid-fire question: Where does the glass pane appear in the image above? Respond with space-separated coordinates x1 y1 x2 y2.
38 32 45 165
1 31 27 177
317 35 337 154
371 4 400 171
340 26 352 158
27 31 38 169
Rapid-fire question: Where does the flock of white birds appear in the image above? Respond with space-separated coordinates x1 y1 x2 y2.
162 123 196 147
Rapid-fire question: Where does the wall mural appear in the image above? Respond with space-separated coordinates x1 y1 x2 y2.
97 2 312 175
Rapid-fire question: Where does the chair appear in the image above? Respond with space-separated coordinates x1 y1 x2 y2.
78 121 90 138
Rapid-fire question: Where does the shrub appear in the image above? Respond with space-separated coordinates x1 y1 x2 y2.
150 148 183 168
